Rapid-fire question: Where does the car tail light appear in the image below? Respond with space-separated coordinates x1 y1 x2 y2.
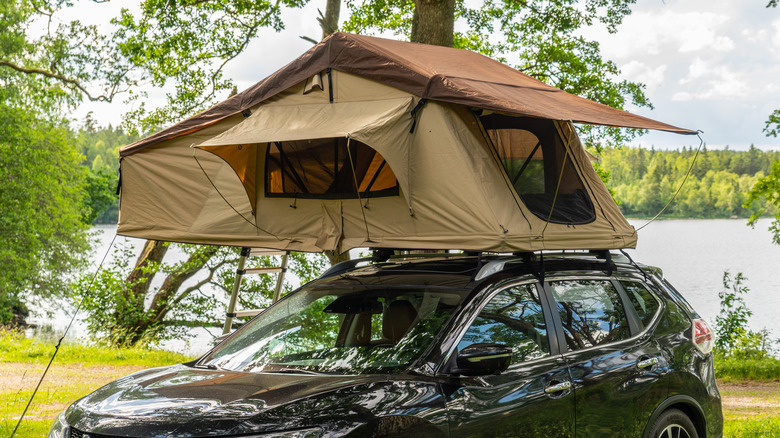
693 318 714 354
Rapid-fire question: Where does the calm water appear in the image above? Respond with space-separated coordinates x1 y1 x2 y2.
625 218 780 335
29 219 780 354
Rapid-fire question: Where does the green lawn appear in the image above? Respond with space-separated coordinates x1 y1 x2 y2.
0 331 193 438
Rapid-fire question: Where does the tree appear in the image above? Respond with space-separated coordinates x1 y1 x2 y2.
111 0 310 135
0 105 91 325
76 241 328 346
745 160 780 245
0 0 154 324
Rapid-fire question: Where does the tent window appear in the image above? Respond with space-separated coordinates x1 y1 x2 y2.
481 115 596 225
265 138 399 199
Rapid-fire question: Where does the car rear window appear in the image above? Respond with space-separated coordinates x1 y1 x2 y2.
549 280 631 351
620 281 661 328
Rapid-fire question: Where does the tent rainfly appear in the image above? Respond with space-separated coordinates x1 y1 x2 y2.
118 32 696 254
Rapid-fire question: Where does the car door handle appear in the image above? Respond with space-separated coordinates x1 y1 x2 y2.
544 381 572 394
637 357 659 369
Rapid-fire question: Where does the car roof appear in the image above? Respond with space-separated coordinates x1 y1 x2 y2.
313 251 659 290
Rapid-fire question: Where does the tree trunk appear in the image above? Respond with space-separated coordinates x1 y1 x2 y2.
411 0 455 47
125 240 168 312
321 0 341 38
146 245 220 325
324 249 351 266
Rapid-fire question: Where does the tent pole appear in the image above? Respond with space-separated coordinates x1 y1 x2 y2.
272 252 289 303
222 247 250 334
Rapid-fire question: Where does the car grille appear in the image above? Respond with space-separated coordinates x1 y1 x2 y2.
70 428 117 438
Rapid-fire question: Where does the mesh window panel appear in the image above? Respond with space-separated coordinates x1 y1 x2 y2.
265 138 399 199
481 115 596 224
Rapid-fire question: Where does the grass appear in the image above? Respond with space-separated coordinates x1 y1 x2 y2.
0 330 192 366
714 354 780 383
1 331 779 438
724 416 780 437
0 331 194 438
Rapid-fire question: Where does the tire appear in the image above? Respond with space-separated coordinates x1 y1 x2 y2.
648 408 699 438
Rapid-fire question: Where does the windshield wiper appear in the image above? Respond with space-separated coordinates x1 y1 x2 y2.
193 363 222 371
268 368 326 375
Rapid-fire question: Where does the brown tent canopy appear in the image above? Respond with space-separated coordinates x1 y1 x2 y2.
122 32 694 157
118 33 694 253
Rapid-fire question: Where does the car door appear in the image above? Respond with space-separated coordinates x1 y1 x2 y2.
544 277 667 437
443 281 575 438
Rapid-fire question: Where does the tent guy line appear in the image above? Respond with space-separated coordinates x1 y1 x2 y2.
10 233 119 438
636 132 706 232
192 147 284 241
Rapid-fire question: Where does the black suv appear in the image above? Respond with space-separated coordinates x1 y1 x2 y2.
49 251 722 438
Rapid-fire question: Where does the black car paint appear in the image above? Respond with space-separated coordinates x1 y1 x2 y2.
60 256 722 438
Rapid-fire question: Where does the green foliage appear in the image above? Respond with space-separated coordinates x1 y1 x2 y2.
744 159 780 245
0 105 91 325
0 0 137 110
75 118 138 224
83 167 119 224
112 0 309 134
714 272 776 360
601 146 780 218
74 242 329 347
714 354 780 382
343 0 650 147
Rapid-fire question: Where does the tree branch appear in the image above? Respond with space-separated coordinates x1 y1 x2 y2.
0 60 116 102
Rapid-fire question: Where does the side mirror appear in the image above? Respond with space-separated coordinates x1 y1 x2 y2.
453 343 512 376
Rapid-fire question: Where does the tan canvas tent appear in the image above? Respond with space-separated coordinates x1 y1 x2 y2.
118 32 695 253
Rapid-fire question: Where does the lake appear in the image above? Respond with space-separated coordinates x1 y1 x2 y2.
28 218 780 355
625 218 780 337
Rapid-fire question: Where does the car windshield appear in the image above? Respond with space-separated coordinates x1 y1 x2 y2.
198 286 466 374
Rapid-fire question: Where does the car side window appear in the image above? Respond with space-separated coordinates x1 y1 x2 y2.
458 283 550 364
620 281 661 328
549 280 631 351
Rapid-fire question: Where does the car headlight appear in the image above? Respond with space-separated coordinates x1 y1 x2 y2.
245 428 322 438
46 411 68 438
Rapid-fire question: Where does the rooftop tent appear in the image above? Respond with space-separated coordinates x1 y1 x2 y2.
118 32 696 253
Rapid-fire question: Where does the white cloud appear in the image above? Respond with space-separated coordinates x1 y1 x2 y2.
594 10 736 59
673 58 748 101
620 61 668 92
773 19 780 50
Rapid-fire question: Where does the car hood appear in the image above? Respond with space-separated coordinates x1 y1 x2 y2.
66 364 378 437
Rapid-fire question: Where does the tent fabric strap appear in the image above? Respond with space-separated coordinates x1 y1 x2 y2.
541 126 573 236
345 137 372 242
511 140 543 186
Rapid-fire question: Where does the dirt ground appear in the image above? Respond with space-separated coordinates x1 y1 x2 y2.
718 380 780 419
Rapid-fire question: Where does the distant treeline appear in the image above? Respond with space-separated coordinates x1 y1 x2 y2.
601 145 780 218
76 119 138 224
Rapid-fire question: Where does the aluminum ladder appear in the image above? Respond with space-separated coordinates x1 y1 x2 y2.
221 247 289 335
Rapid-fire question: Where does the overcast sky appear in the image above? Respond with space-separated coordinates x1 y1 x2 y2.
68 0 780 151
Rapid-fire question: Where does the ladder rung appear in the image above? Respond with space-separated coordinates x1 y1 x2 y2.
244 267 282 274
235 309 263 318
249 248 287 257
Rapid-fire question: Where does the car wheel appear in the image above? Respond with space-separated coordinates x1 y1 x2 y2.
649 408 699 438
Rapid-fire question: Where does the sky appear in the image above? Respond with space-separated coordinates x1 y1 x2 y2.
65 0 780 151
